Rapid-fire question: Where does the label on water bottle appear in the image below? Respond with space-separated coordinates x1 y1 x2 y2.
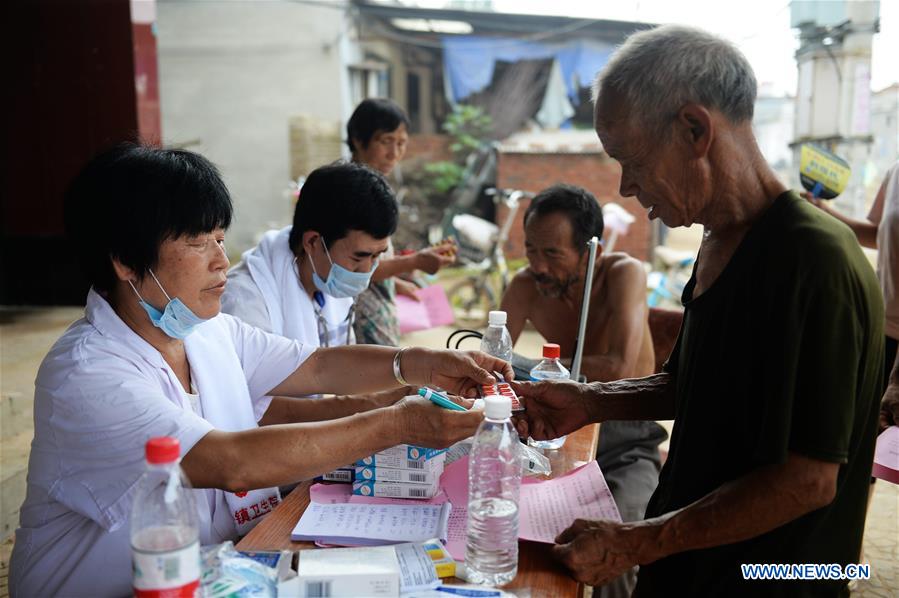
133 540 201 597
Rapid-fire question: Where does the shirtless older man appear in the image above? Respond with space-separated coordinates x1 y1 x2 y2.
502 184 654 379
500 184 667 598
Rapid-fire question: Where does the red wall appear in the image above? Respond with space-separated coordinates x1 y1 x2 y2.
3 0 160 304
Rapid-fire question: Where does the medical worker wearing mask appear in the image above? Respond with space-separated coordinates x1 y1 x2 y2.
10 144 507 597
223 161 391 350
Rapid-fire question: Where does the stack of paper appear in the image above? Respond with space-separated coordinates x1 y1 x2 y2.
291 502 452 546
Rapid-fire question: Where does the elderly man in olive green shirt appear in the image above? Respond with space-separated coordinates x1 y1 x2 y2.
512 25 884 597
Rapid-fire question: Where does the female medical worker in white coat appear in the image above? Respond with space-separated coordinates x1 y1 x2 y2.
9 144 508 597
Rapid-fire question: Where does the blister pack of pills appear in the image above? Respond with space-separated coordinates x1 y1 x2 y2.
479 382 524 411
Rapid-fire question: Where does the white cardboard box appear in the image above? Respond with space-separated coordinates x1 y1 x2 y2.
352 478 441 499
296 545 400 597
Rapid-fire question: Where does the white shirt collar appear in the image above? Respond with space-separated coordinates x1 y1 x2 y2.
84 287 167 368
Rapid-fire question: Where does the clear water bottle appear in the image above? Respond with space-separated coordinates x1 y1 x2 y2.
131 437 201 598
528 343 571 450
466 395 521 586
480 310 513 363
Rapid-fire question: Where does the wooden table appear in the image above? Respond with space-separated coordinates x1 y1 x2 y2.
237 424 600 598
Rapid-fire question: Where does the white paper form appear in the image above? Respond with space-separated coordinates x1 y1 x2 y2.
291 502 452 546
518 460 621 543
394 543 442 593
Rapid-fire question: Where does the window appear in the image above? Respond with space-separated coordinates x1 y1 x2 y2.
406 72 421 132
350 61 389 106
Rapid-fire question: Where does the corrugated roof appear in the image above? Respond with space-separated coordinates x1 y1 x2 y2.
498 129 604 154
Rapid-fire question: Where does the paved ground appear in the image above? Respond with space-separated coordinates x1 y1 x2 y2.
0 302 896 595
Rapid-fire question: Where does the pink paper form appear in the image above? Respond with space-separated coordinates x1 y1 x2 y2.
518 460 621 543
439 456 621 560
872 426 899 485
396 284 455 335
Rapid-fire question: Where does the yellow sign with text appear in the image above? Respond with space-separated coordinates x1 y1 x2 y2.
799 144 851 200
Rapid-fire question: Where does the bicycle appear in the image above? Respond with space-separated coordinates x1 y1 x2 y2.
445 188 534 325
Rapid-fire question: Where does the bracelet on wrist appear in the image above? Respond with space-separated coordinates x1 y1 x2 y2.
393 347 410 386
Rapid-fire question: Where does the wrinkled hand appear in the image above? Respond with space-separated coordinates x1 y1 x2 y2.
395 278 421 301
509 379 593 440
881 382 899 432
409 348 514 398
415 244 456 274
553 519 658 587
393 395 482 448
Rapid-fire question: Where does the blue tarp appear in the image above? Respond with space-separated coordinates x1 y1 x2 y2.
442 35 616 104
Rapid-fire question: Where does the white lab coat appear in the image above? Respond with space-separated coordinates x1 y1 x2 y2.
221 226 355 348
9 289 312 597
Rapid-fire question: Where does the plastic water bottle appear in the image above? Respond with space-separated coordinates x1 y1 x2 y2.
466 395 522 586
480 310 513 363
131 437 201 598
528 343 571 450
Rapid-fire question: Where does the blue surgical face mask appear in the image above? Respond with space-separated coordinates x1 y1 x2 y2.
310 238 376 299
128 269 210 340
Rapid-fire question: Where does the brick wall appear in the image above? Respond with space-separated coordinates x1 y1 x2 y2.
407 133 453 163
288 115 342 180
496 152 652 262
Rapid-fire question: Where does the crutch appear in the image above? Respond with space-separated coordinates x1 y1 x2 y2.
571 237 599 382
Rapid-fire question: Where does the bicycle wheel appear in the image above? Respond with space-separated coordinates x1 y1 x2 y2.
447 277 496 327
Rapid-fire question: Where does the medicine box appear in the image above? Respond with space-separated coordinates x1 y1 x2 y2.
317 467 355 483
355 465 439 485
370 444 446 461
421 539 456 578
353 478 440 499
356 451 446 471
296 545 400 597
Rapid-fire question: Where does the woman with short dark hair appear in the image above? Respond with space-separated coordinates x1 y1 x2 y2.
9 143 507 597
346 99 457 346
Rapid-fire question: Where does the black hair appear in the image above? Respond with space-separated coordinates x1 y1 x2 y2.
524 184 604 252
346 98 410 154
288 161 398 254
64 143 233 293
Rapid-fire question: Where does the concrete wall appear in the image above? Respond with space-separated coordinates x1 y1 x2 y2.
872 85 899 172
754 95 796 186
156 1 352 255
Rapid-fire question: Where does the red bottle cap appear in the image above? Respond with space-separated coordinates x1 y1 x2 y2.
543 343 561 359
146 436 180 464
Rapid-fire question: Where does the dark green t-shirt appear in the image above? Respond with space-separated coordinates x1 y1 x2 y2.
635 193 884 597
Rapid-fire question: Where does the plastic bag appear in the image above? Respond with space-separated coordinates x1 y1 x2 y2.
200 541 279 597
446 437 551 477
520 442 551 477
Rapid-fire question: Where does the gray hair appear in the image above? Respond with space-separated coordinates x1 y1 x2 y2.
593 25 757 134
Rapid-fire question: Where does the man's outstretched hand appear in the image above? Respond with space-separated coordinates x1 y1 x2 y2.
509 379 594 440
